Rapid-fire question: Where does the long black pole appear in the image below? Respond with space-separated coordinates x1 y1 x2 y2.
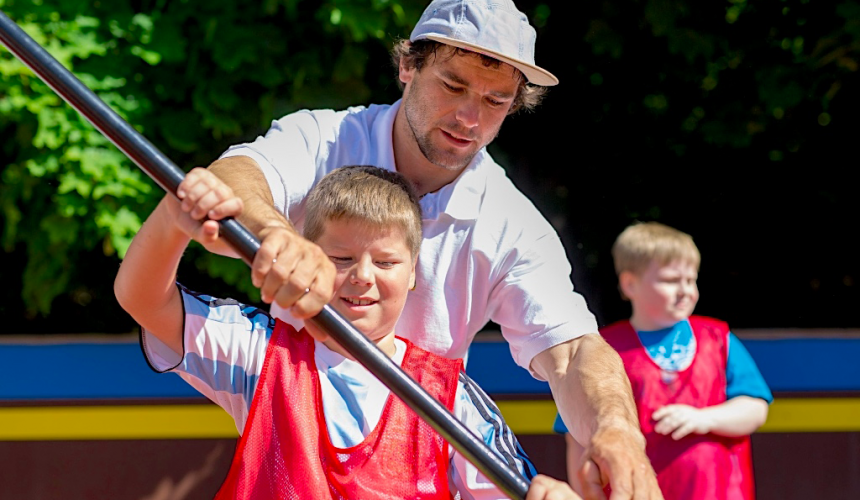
0 10 530 499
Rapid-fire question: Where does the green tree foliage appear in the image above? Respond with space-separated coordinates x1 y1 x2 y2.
0 0 426 326
2 0 860 331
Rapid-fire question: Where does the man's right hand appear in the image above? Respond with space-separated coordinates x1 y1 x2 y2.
206 156 336 334
251 224 336 329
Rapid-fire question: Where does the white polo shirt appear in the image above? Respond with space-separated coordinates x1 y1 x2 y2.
220 100 598 374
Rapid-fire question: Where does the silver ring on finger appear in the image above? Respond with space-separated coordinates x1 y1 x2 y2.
303 287 311 295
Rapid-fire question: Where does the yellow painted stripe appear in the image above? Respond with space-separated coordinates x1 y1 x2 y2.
757 398 860 432
496 398 860 435
0 405 238 440
1 398 859 440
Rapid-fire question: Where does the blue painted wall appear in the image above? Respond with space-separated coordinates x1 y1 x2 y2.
1 337 858 400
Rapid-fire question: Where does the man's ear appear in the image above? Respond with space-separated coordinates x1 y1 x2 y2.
399 60 416 88
618 271 637 300
398 44 416 88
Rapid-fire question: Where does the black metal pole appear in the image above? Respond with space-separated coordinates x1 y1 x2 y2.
0 10 530 499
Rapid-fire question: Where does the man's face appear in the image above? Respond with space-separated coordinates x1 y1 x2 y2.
399 47 520 171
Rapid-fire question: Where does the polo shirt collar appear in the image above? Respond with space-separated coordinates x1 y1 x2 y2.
382 100 488 222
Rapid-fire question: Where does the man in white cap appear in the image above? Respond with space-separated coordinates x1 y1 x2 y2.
204 0 662 498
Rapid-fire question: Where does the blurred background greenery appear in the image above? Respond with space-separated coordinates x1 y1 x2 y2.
1 0 858 334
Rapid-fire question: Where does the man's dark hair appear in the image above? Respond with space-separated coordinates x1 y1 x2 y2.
390 39 547 114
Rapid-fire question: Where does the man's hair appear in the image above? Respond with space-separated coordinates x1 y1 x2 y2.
390 39 547 114
303 166 423 258
612 222 701 276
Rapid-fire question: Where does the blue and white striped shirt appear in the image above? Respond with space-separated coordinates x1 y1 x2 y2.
141 285 536 499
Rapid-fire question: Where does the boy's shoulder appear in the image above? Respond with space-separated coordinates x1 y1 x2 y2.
686 315 730 334
597 315 731 341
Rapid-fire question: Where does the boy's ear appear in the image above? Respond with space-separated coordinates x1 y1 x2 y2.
618 271 637 300
409 259 417 291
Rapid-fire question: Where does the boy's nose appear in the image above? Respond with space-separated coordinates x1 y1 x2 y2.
350 261 374 286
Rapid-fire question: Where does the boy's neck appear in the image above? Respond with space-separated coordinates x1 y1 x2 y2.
322 332 398 360
629 314 686 333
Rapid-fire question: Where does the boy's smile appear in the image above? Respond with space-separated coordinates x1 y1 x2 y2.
313 218 416 355
622 259 700 332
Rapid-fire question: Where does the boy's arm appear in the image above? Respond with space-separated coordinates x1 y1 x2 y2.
114 168 244 355
449 372 537 499
652 396 769 440
653 331 771 440
114 197 188 354
450 372 583 499
565 433 587 495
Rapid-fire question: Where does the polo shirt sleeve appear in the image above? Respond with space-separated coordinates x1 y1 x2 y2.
489 230 600 375
219 109 327 217
139 284 273 433
726 333 774 404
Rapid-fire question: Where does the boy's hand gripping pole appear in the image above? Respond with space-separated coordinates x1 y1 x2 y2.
0 10 531 500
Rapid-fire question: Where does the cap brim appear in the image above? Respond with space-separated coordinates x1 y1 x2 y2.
424 34 559 86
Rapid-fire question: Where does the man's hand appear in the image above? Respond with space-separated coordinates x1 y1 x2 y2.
576 424 661 500
207 156 336 326
652 404 711 441
251 225 336 326
531 336 663 500
527 474 583 500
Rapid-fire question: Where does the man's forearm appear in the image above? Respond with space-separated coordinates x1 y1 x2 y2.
535 334 642 447
208 156 293 234
205 156 296 257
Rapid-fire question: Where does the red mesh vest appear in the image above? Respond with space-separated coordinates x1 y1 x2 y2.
601 316 755 500
215 320 461 500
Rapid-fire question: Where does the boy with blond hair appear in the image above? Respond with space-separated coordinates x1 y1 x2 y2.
115 165 580 499
554 222 772 500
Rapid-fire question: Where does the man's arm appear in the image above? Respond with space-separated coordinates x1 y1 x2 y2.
531 334 662 500
207 156 336 322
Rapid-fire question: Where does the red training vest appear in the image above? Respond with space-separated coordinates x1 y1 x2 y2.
601 316 755 500
216 320 462 500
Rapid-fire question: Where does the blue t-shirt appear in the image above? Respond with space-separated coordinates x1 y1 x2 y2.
553 320 773 433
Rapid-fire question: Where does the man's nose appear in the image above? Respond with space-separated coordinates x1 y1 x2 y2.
455 99 480 129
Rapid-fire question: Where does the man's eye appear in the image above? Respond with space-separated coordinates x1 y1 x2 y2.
444 82 461 92
330 256 351 263
377 261 396 268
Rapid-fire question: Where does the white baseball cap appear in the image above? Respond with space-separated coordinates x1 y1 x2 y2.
409 0 559 86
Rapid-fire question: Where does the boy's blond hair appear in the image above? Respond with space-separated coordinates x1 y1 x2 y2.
612 222 701 276
303 166 423 258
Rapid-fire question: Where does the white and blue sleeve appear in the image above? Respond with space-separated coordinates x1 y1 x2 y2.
449 372 537 500
140 284 272 433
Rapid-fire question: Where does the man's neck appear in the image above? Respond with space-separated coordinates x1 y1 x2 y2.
392 103 465 197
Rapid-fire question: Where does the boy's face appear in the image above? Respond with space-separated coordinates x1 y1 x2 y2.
314 218 416 343
621 259 699 331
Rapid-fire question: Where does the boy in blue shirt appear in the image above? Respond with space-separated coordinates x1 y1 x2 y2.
554 222 772 499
